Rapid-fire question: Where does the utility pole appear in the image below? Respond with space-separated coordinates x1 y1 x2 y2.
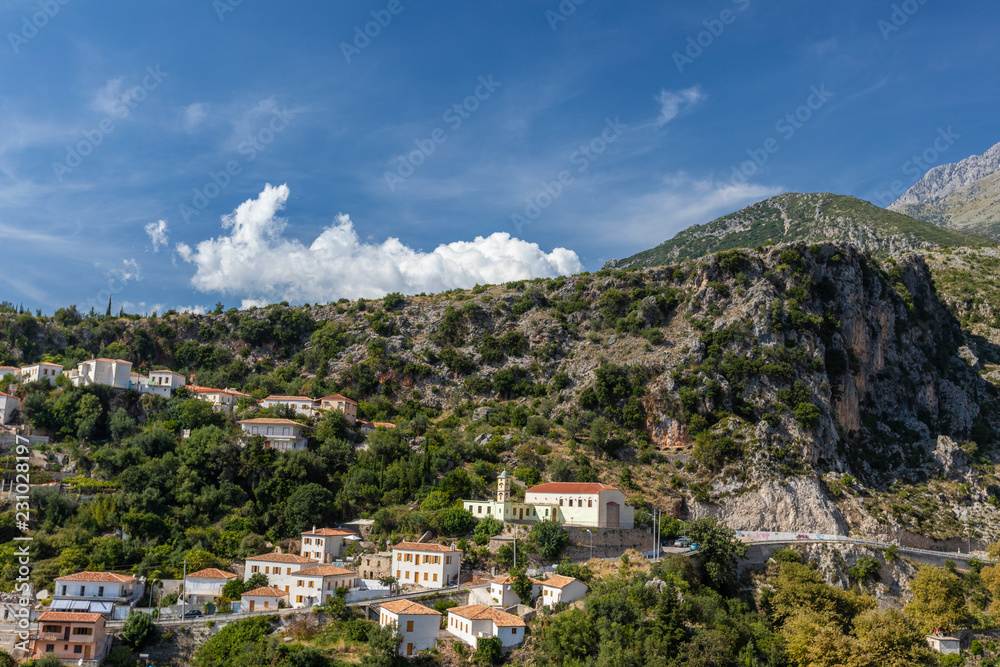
586 529 593 561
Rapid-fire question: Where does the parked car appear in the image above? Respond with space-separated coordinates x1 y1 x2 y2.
183 609 203 618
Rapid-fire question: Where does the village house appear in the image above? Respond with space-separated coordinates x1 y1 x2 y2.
19 362 63 384
0 392 19 425
31 611 108 663
489 574 541 607
0 365 20 379
358 421 397 436
537 575 588 606
446 604 526 649
360 552 393 580
261 395 320 417
300 527 356 562
67 358 132 389
379 600 441 657
183 568 238 605
243 553 317 600
146 369 186 397
51 571 142 615
391 542 461 589
464 475 636 529
238 418 308 451
292 565 360 606
190 385 249 413
318 394 358 424
241 586 288 612
129 372 149 392
926 632 961 655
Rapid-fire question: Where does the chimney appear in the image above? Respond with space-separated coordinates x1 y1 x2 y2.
312 525 316 533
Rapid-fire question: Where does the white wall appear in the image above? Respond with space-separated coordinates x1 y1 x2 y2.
382 611 439 656
392 549 461 589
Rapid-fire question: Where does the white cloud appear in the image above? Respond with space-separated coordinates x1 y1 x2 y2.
655 87 705 126
177 305 208 315
183 103 207 131
91 78 125 116
119 258 142 282
177 183 583 307
145 219 168 251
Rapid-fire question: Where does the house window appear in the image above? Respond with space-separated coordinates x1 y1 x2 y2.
43 625 60 633
296 595 303 603
267 427 274 435
251 427 259 434
512 628 518 635
297 580 303 587
61 586 66 595
264 567 270 574
305 538 311 545
486 507 491 514
74 646 83 654
588 500 593 508
406 620 414 632
251 566 259 573
446 556 452 565
568 499 573 507
283 427 290 435
478 506 482 514
73 628 92 636
45 645 54 653
433 574 438 582
423 573 428 581
98 586 104 597
286 568 291 575
559 499 563 506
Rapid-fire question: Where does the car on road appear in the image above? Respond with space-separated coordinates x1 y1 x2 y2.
183 609 203 618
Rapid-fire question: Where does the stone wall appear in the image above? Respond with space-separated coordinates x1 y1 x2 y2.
563 527 653 560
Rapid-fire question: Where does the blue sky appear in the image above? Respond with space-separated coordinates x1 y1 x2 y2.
1 0 998 313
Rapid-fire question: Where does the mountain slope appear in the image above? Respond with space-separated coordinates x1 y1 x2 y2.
889 140 1000 238
606 192 989 270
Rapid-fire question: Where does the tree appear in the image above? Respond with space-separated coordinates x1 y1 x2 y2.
284 483 337 533
530 520 569 560
122 612 155 650
245 572 269 590
851 607 937 667
905 565 969 633
184 549 223 574
30 656 64 667
474 636 503 665
473 516 504 546
539 607 597 665
109 408 136 443
514 466 541 487
685 517 747 593
432 508 476 536
193 616 273 667
510 568 535 604
360 624 402 667
105 645 138 667
221 578 246 599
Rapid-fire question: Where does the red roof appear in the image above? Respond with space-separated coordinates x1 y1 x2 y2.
263 395 316 402
526 482 619 495
38 612 104 623
297 565 355 577
448 604 526 627
381 600 440 615
243 586 287 597
245 553 316 564
55 571 136 583
392 542 459 553
302 528 355 536
320 394 357 405
539 575 582 589
239 418 302 426
186 568 237 580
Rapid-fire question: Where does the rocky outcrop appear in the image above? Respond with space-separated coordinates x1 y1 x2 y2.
891 140 1000 207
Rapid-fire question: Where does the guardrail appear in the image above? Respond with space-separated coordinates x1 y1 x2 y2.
736 531 981 562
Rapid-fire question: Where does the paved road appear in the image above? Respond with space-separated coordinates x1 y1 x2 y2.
734 531 983 562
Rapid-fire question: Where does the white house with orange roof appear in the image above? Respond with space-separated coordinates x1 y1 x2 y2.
146 369 186 397
52 571 142 615
243 553 317 596
190 385 249 413
241 586 288 612
446 604 526 648
183 568 238 605
0 391 18 425
292 564 360 606
238 418 308 451
537 575 588 606
261 395 320 417
19 362 63 384
68 358 133 389
301 526 357 562
391 542 461 589
318 394 358 424
489 574 542 607
0 365 19 379
31 611 108 663
380 600 441 657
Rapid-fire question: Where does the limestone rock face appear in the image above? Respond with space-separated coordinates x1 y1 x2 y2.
690 477 849 535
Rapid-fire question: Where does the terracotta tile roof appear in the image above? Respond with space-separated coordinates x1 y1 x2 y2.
186 568 237 580
539 575 581 589
151 369 183 375
302 528 355 536
525 482 619 495
191 385 248 397
239 418 303 426
391 542 460 553
448 604 526 627
263 395 316 402
95 358 132 364
319 394 357 404
492 574 543 585
297 565 356 577
242 586 287 597
37 611 104 623
55 571 136 583
381 600 440 616
0 392 16 398
245 553 317 564
0 366 20 370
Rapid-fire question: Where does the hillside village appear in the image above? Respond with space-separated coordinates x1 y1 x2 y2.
4 239 1000 665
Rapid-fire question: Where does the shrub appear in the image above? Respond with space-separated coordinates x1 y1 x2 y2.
530 520 569 560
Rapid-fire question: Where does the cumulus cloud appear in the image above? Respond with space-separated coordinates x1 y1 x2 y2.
177 305 208 315
655 87 705 126
145 219 169 251
176 184 583 308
